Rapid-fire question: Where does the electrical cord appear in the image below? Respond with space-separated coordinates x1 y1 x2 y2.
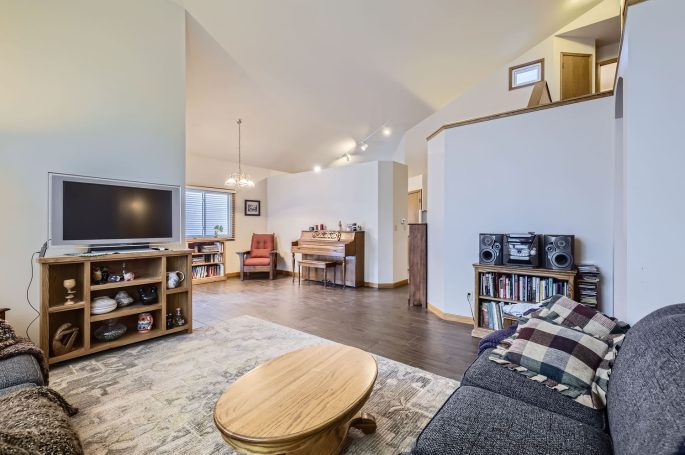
25 251 41 341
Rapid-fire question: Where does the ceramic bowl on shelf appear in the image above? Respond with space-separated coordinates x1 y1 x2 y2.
91 296 117 315
94 318 127 341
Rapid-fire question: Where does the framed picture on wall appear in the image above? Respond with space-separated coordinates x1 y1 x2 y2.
244 199 261 216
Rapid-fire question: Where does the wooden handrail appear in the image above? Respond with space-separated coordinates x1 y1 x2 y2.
426 91 613 141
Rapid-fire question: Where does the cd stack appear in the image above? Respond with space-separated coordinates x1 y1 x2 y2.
577 264 600 308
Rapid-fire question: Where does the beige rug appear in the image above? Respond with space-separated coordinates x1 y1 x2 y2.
50 315 458 454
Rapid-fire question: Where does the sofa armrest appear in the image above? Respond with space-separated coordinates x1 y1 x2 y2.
0 355 45 390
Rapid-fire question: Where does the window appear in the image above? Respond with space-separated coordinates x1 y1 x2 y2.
185 187 235 239
509 59 544 90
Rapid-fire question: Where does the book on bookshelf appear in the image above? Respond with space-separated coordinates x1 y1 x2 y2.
480 300 520 330
191 264 224 279
479 272 571 303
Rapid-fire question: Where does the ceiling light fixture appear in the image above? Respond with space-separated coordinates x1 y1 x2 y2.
313 165 322 173
344 153 351 162
357 121 392 152
225 119 255 190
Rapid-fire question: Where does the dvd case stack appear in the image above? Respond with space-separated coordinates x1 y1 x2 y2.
577 264 600 307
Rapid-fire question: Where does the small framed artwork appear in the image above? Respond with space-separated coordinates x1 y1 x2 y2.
244 199 261 216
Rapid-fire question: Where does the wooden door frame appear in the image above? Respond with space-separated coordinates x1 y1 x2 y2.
596 57 619 92
560 52 594 100
408 189 423 210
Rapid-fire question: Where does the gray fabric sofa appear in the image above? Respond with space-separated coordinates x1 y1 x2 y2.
0 353 46 396
409 304 685 455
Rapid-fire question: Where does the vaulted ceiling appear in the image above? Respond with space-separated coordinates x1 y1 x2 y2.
184 0 602 173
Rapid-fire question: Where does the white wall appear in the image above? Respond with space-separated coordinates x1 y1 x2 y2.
0 0 186 340
267 161 408 285
617 0 685 322
428 96 615 318
185 155 284 273
395 0 620 182
597 42 620 61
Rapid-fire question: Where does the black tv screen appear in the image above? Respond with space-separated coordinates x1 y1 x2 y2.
62 181 173 241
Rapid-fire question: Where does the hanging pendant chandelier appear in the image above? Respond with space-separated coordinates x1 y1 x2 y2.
225 118 255 190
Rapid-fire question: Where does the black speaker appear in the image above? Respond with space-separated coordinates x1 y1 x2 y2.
479 234 503 265
543 235 575 270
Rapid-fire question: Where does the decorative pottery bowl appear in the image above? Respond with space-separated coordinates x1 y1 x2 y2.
94 319 127 341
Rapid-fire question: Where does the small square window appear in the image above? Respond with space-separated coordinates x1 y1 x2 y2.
509 59 544 90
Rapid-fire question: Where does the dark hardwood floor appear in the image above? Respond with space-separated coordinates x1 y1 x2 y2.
192 276 479 380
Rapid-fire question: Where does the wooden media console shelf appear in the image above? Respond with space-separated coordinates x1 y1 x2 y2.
38 250 193 365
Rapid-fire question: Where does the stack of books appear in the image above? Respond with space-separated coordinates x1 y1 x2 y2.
199 243 223 254
577 264 600 307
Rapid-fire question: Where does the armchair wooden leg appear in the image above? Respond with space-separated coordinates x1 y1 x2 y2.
240 269 244 281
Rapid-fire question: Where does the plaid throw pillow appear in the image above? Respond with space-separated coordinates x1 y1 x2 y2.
502 318 609 391
591 332 625 408
534 295 616 338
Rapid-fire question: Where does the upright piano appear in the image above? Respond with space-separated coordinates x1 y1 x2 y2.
291 230 365 287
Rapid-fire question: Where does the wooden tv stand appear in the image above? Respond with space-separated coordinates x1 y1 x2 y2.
38 250 193 365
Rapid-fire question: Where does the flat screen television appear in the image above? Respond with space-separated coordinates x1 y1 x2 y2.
49 174 181 246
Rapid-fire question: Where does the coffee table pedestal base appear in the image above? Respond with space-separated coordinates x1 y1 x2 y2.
223 412 377 455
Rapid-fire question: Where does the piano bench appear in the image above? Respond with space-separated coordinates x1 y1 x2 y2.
298 260 338 288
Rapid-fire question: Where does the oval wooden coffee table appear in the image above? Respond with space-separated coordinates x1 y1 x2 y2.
214 344 378 454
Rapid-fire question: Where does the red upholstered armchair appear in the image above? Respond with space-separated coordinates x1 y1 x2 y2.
237 234 278 280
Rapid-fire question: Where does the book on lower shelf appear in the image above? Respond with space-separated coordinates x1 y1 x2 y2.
480 301 520 330
192 264 224 279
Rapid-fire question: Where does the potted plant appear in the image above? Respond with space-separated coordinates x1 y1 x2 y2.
214 225 224 237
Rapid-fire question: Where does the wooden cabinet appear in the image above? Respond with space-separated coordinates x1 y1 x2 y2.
408 224 427 307
38 250 193 365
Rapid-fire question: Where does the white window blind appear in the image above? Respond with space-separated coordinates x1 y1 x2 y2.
184 188 233 238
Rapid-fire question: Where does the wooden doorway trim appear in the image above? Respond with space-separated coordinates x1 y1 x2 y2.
596 57 619 93
560 52 593 100
408 189 423 224
408 189 423 209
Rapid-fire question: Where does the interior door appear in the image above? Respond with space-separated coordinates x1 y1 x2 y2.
597 58 618 93
408 190 422 224
561 53 593 100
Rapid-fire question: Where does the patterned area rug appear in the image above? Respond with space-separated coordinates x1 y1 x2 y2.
51 316 458 454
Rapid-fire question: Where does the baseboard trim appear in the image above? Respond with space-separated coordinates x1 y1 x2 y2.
277 270 296 277
363 279 409 289
225 272 240 278
427 303 473 325
274 270 407 289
